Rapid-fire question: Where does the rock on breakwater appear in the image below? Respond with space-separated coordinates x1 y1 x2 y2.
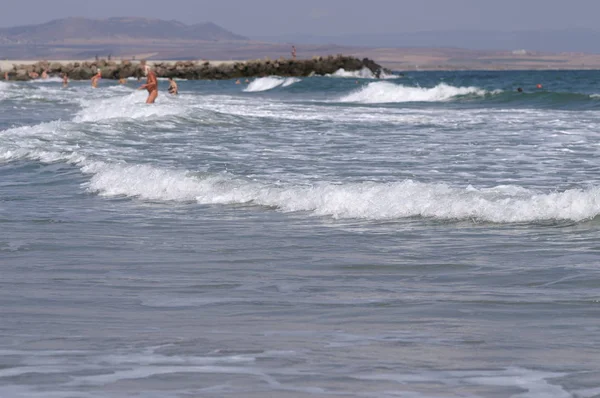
2 56 391 81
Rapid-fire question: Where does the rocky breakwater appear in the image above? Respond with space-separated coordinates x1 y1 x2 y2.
2 55 390 81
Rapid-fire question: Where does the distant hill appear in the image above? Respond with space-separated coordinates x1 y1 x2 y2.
0 17 248 44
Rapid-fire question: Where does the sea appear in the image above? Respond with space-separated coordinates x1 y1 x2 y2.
1 67 600 398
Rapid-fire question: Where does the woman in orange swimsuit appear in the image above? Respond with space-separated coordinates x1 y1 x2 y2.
139 65 158 104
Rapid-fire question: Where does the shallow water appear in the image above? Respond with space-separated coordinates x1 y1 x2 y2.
1 70 600 397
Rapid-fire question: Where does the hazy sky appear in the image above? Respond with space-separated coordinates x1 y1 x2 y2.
3 0 600 36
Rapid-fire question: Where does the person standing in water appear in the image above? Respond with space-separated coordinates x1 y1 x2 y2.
91 70 101 88
138 65 158 104
62 73 68 88
3 72 8 81
168 77 178 95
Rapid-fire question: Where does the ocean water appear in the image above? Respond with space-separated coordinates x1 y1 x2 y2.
1 69 600 397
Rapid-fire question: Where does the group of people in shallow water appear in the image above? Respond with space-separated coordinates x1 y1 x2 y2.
4 67 548 101
89 65 177 104
3 65 178 104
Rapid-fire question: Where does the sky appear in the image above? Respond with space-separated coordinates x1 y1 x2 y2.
2 0 600 37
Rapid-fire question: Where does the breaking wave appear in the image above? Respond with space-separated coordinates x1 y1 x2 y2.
79 162 600 223
244 77 301 92
5 130 594 225
0 81 10 100
339 82 492 103
26 77 64 84
2 75 599 226
328 67 378 79
326 67 400 80
73 91 188 122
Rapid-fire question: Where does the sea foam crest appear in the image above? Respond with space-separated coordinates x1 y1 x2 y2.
0 82 8 100
244 77 301 92
326 67 399 80
0 80 14 99
26 77 64 84
84 162 600 223
74 91 187 122
328 67 377 79
340 82 489 103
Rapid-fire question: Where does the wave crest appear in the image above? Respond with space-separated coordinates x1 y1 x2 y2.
74 92 186 122
339 82 491 103
326 67 400 80
244 77 301 92
84 162 600 223
26 77 64 84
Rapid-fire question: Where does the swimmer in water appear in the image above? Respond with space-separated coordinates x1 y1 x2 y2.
91 70 102 88
138 65 158 103
168 77 178 95
62 73 68 88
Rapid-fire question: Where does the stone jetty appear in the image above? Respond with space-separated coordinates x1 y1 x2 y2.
1 55 390 81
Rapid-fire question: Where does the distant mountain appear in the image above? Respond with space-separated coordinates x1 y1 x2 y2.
254 29 600 53
0 17 248 44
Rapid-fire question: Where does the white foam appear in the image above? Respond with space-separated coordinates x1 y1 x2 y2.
327 67 377 79
4 148 86 164
105 85 135 93
325 67 399 79
74 91 186 122
98 352 256 367
380 70 401 80
27 77 64 84
339 82 489 103
82 162 209 201
282 77 301 87
0 81 13 100
462 368 570 398
0 120 89 164
244 77 301 92
355 368 572 398
83 162 600 223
